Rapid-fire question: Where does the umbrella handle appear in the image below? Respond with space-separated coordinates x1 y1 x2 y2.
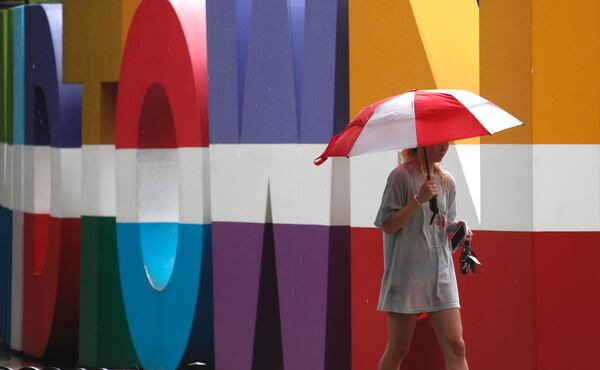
422 148 439 224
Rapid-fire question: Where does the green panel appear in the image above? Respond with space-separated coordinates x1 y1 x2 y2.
1 11 6 143
79 216 139 368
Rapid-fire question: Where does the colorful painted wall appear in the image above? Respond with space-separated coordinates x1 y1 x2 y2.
0 0 598 369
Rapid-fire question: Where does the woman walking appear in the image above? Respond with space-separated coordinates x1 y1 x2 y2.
375 143 470 370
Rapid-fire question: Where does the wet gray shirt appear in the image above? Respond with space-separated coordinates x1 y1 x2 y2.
374 164 460 313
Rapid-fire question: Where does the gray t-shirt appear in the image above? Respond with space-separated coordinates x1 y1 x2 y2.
374 164 460 313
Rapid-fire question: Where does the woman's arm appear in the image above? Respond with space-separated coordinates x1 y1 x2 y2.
380 196 424 234
381 179 438 234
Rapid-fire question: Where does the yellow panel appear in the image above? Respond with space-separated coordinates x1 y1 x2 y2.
62 0 141 144
122 0 142 51
480 0 532 144
350 0 479 145
349 0 436 117
532 0 599 144
409 0 479 93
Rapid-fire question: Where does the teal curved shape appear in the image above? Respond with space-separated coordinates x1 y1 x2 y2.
117 222 210 370
138 223 178 291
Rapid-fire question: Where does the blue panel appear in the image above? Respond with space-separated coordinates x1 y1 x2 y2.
12 6 24 145
117 223 211 370
207 0 348 144
0 206 12 346
240 0 299 143
24 4 81 147
300 0 348 142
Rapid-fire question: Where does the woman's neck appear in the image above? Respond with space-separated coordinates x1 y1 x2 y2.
406 159 434 178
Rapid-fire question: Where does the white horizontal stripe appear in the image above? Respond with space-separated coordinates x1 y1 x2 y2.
350 146 483 228
478 145 533 231
82 145 116 217
351 145 532 230
11 211 23 351
116 149 138 222
116 148 210 224
350 91 417 156
0 143 5 207
22 146 51 214
178 148 210 224
50 148 82 218
533 145 599 231
0 144 12 209
350 151 399 228
435 89 523 134
351 144 600 232
210 144 349 225
137 149 180 223
11 145 24 212
11 145 82 216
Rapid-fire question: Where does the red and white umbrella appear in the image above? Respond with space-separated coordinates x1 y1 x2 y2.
314 89 522 165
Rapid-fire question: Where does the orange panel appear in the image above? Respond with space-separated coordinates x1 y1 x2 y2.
532 0 600 144
480 0 532 144
62 0 141 144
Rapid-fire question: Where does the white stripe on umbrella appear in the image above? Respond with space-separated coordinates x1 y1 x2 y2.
315 89 522 165
349 91 417 156
433 90 522 134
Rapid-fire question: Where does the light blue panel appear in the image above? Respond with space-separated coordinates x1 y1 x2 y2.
12 6 24 145
138 223 178 290
117 222 210 370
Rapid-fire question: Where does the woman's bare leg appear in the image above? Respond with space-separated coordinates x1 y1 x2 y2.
378 312 419 370
428 308 469 370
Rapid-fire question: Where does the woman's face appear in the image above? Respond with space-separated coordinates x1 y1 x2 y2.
425 142 449 163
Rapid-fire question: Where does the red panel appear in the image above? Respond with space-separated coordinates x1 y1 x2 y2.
351 228 537 370
534 232 600 370
23 214 80 359
115 0 208 149
401 316 444 370
414 91 489 147
351 227 387 370
456 231 536 370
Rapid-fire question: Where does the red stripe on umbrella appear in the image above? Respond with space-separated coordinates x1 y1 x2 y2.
414 91 490 147
314 89 521 166
313 95 397 165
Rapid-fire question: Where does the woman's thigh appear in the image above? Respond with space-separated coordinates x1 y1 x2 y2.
386 312 420 347
427 308 465 347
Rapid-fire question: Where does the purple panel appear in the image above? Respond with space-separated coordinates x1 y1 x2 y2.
213 222 350 370
206 0 348 144
212 222 264 370
274 224 350 370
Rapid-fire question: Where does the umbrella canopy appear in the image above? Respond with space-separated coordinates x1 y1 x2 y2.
314 89 522 165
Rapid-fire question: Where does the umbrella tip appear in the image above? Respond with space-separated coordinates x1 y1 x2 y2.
314 156 327 166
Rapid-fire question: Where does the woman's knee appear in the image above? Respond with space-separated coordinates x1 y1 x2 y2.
443 337 466 358
387 342 411 360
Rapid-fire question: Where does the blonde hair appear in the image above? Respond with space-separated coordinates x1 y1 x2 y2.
400 148 449 191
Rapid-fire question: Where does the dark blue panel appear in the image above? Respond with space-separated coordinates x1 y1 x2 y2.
181 231 215 369
25 5 81 147
207 0 348 144
0 206 12 346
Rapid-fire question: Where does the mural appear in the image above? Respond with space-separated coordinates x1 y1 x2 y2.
0 0 598 370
